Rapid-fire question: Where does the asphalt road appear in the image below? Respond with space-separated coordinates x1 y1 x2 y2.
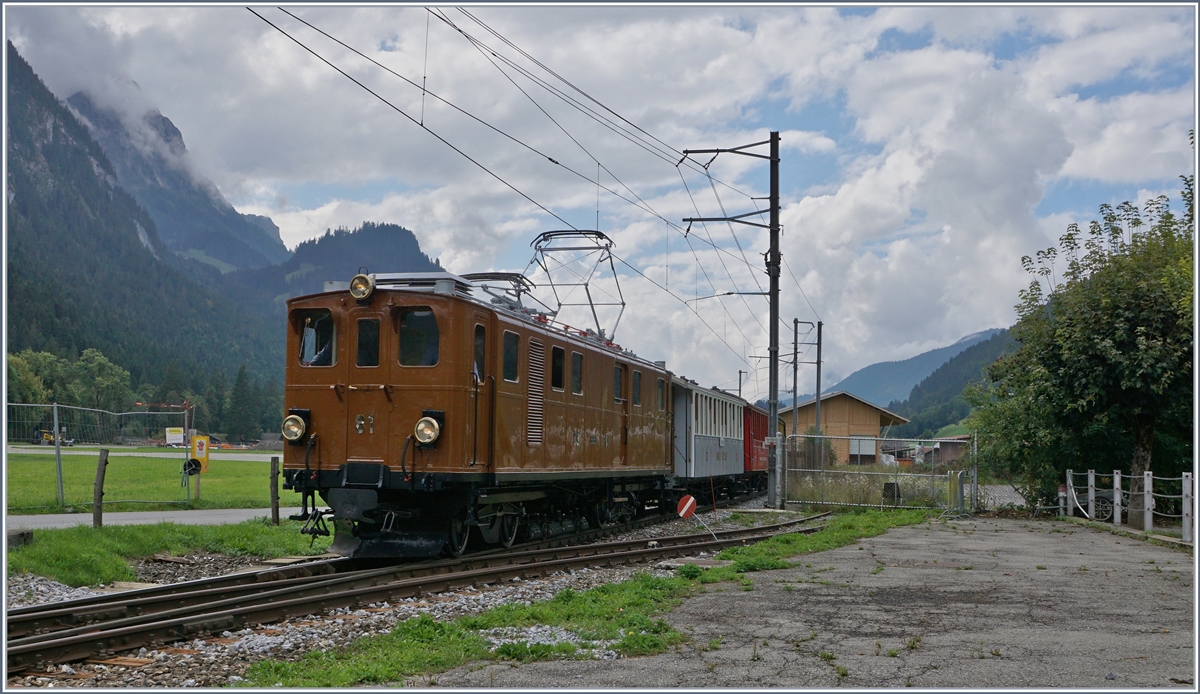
7 446 278 462
5 508 305 530
422 516 1195 688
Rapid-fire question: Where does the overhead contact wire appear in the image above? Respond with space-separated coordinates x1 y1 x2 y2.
249 7 576 231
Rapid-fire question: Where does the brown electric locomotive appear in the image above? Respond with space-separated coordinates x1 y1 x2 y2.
280 270 676 557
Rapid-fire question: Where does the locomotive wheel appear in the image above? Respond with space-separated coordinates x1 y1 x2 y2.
447 513 471 557
500 513 520 548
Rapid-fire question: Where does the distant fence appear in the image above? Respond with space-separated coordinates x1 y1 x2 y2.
7 402 186 447
7 403 188 507
783 435 977 512
1064 469 1194 543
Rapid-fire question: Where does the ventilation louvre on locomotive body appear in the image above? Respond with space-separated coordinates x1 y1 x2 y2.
282 270 772 558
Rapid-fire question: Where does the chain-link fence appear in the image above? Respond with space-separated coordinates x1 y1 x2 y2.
783 434 977 511
7 403 191 509
8 403 187 447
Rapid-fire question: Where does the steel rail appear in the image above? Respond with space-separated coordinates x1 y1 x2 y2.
8 490 768 629
8 513 826 641
7 518 821 670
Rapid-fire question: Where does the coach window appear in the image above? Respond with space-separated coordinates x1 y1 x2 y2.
657 378 665 411
503 331 519 382
297 309 336 367
632 371 641 406
551 346 565 390
397 307 439 366
571 352 583 395
357 319 380 367
613 366 624 403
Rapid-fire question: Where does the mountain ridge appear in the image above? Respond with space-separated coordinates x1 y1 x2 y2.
65 91 290 270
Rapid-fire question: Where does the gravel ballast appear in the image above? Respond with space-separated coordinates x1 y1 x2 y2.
6 501 779 688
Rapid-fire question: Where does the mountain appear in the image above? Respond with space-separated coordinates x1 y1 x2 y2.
64 91 290 271
825 329 1006 407
216 222 442 316
886 329 1018 437
6 41 282 387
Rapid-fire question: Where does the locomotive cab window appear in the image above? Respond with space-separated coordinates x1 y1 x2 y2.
397 307 439 366
632 371 642 406
503 331 519 382
296 309 336 367
657 378 665 411
357 319 380 367
613 366 624 403
571 352 583 395
551 346 565 390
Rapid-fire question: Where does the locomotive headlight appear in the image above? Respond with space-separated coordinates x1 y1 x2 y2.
349 273 375 300
282 415 307 442
414 416 441 445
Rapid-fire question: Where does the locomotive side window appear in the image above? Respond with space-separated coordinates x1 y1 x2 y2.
357 319 380 367
551 346 565 390
632 371 642 406
657 378 665 411
503 331 519 382
398 307 439 366
297 309 336 367
613 366 624 403
571 352 583 395
473 325 486 380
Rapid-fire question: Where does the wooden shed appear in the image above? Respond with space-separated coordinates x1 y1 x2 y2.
782 392 908 465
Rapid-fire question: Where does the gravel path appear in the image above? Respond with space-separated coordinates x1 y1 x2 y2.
6 499 784 688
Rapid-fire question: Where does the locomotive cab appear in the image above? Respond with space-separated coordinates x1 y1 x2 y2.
282 273 489 556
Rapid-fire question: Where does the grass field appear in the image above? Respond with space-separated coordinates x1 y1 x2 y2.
6 454 302 514
7 519 333 586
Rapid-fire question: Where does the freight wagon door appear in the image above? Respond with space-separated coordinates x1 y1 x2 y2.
345 310 390 463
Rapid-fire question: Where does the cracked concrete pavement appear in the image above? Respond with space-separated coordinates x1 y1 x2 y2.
423 516 1194 688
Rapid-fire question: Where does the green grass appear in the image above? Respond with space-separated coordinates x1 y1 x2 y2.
933 422 970 438
181 248 239 274
7 518 332 586
6 454 298 514
241 574 692 687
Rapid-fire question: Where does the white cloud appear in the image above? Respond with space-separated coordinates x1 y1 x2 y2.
6 5 1193 398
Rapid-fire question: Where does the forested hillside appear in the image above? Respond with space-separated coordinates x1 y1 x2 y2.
886 329 1017 437
825 329 1004 406
217 222 441 316
5 41 283 390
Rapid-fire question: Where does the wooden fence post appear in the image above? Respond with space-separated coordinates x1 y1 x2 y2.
1113 471 1122 527
92 449 109 528
1065 470 1074 517
270 456 280 526
1143 471 1153 532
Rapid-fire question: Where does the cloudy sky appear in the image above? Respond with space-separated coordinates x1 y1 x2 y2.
8 5 1195 401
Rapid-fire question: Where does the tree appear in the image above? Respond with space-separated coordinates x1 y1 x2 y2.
971 183 1193 520
7 352 49 404
73 348 132 412
225 365 261 442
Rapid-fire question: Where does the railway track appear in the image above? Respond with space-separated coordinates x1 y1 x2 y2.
7 511 828 671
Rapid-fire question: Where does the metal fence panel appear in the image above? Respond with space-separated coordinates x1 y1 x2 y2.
8 403 186 447
783 434 976 511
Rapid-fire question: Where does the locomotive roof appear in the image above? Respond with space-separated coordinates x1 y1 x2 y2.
306 271 665 368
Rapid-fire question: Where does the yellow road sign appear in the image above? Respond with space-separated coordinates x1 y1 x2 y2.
190 435 210 473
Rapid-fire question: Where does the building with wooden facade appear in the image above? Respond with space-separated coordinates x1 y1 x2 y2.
782 391 908 465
